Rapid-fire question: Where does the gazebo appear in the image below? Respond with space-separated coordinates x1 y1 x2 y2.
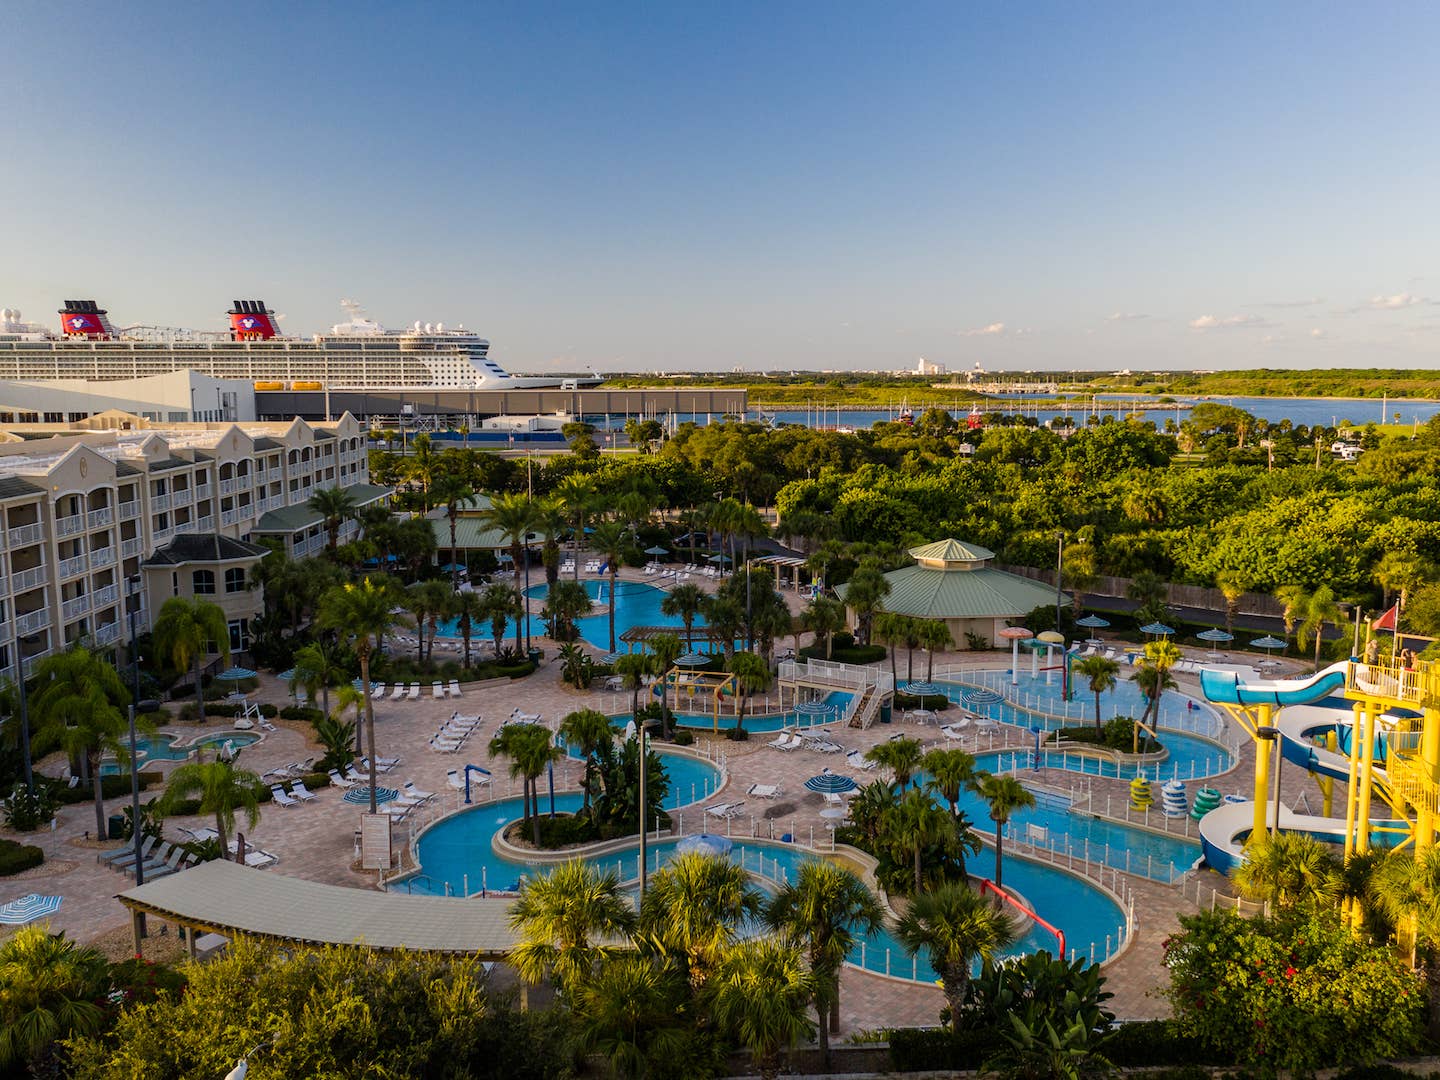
836 539 1066 650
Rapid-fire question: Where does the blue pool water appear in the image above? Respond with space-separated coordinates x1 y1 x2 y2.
667 689 854 734
432 579 702 651
562 744 725 809
101 731 262 774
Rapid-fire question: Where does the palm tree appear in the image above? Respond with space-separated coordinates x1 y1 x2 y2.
0 925 108 1072
660 583 705 651
430 473 478 587
490 721 563 845
480 492 539 653
922 748 982 880
508 860 636 992
555 475 596 583
873 611 907 693
541 579 592 643
1214 570 1250 639
559 708 615 816
705 939 816 1080
1371 848 1440 1033
1374 552 1436 611
406 431 439 510
1073 654 1121 734
307 485 358 551
31 647 130 839
404 581 440 664
589 520 634 653
894 883 1019 1032
1276 583 1343 673
915 618 952 680
865 735 924 791
152 596 230 723
156 755 262 862
801 596 846 660
318 577 402 811
414 579 453 664
1233 832 1340 912
847 780 897 847
843 561 891 646
884 787 956 895
570 954 690 1077
534 496 568 588
765 862 884 1066
290 639 346 721
481 584 522 658
638 850 763 993
448 588 484 669
701 592 745 664
648 632 682 738
728 651 772 734
973 773 1036 888
614 653 650 721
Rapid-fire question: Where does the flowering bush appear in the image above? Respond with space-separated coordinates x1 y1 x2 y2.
1163 909 1424 1074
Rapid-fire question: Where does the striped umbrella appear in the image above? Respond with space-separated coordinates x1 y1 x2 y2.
342 786 400 805
675 652 711 667
804 772 859 794
962 687 1005 707
901 681 945 697
676 833 734 856
1140 622 1175 637
0 894 62 925
277 668 295 682
1197 629 1234 643
1250 635 1287 651
1075 615 1110 629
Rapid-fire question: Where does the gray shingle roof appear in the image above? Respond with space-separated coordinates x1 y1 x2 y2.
143 533 269 566
0 477 43 500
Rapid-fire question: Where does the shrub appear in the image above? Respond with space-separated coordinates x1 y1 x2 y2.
1100 1020 1223 1067
724 727 750 741
48 773 161 805
964 631 990 650
832 631 855 651
2 783 57 831
669 729 695 746
894 691 949 711
0 837 44 875
888 1027 1005 1072
523 813 598 848
106 957 188 1007
280 705 324 724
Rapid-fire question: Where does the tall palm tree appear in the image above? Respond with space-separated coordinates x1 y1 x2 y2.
648 632 683 738
414 579 453 664
290 639 345 720
558 708 615 816
1133 639 1181 747
973 773 1036 888
765 862 884 1066
915 618 952 680
614 653 650 721
0 925 108 1073
638 850 763 993
922 748 982 879
1233 832 1340 912
843 561 891 646
728 651 772 734
1276 583 1343 673
1073 654 1121 734
894 883 1019 1033
865 735 924 791
318 578 402 811
507 860 636 992
1214 570 1250 639
554 474 596 583
701 592 745 664
406 431 438 510
884 787 955 895
31 647 131 839
534 496 568 588
448 588 484 669
540 579 592 643
481 584 522 658
589 520 634 653
480 492 539 653
801 596 846 660
705 939 816 1080
660 583 705 651
152 596 230 723
489 721 563 845
307 485 358 552
404 580 440 664
570 954 690 1077
156 755 262 862
873 611 907 693
1371 848 1440 1033
1373 551 1436 611
430 473 478 588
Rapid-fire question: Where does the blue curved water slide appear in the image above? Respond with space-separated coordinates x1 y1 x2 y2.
1199 661 1348 708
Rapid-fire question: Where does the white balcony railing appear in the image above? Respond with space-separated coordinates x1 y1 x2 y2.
221 508 240 526
10 565 46 593
58 554 87 579
121 537 143 558
196 515 214 531
55 513 84 538
150 493 171 512
92 584 119 607
86 507 113 529
94 622 121 645
89 547 115 570
172 489 193 507
195 483 211 500
153 526 173 543
61 595 89 622
118 501 140 521
16 609 50 636
6 522 43 548
219 477 240 495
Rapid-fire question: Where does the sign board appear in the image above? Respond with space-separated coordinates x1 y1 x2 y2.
359 812 393 871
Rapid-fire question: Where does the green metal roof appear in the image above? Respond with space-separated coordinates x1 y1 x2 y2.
253 483 393 534
908 538 995 565
838 562 1064 620
428 499 514 552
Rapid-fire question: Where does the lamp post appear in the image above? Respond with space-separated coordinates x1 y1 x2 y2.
11 616 32 794
1256 725 1282 837
1054 532 1064 632
638 723 648 899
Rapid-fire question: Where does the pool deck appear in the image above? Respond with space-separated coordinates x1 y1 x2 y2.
0 589 1329 1031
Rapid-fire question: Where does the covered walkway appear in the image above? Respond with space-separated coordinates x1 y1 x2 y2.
118 860 517 960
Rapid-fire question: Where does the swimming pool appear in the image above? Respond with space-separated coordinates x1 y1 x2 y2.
101 731 262 774
432 579 702 651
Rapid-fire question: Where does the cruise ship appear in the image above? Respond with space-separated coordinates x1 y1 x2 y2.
0 299 599 391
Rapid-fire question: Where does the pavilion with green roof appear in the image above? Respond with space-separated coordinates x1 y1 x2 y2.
835 538 1066 649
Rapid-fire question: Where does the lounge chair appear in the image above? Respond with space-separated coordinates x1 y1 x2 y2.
290 780 320 801
846 751 878 771
705 801 743 820
147 846 191 880
135 842 177 879
511 707 542 723
747 784 781 799
432 682 445 699
271 786 300 808
407 683 421 701
390 684 406 701
328 769 355 788
371 683 386 699
344 765 368 784
448 680 462 697
446 769 464 790
382 801 415 819
941 723 969 741
765 731 792 749
430 736 463 753
360 755 399 773
98 835 156 867
403 780 435 801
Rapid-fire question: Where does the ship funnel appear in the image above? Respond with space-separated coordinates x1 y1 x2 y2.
228 299 279 340
58 300 116 338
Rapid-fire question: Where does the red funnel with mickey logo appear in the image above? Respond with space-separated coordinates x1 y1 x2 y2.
228 300 278 340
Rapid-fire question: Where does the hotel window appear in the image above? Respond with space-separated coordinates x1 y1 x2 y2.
192 570 215 595
225 567 246 593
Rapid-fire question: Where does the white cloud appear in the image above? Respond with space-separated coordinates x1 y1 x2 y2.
1246 297 1323 309
1188 314 1269 331
958 322 1007 337
1371 292 1424 309
1310 328 1327 339
1106 312 1149 322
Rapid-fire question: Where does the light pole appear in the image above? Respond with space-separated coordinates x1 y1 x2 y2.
1256 725 1282 837
523 530 534 653
638 723 648 899
126 577 160 930
1054 531 1064 632
10 616 32 794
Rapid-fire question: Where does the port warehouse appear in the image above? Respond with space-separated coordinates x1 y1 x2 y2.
254 387 749 425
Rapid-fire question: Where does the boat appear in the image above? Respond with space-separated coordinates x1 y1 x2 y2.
0 299 601 391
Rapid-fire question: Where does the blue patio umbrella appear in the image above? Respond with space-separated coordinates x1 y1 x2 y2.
901 681 945 697
675 652 711 667
217 666 257 682
644 546 670 556
343 786 400 805
1250 635 1287 651
440 563 466 573
706 553 731 564
597 652 621 665
961 687 1005 707
1140 622 1175 636
1075 614 1110 629
676 833 734 857
277 668 295 682
1197 628 1234 643
795 700 834 715
804 771 859 794
0 894 62 925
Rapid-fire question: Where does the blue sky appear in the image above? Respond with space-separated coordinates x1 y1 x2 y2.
3 1 1439 373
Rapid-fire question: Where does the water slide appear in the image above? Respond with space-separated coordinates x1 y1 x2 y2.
1198 660 1348 708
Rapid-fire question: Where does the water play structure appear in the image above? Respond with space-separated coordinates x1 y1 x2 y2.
1199 657 1438 873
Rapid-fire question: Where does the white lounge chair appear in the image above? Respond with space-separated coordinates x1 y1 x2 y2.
371 683 386 699
446 769 464 790
390 684 407 701
407 683 421 701
705 801 743 819
448 680 462 697
941 723 969 742
271 786 300 808
847 751 878 771
290 780 319 801
747 784 781 799
432 682 445 699
511 707 542 723
765 731 792 750
344 765 367 784
403 780 435 801
327 769 355 788
430 736 463 753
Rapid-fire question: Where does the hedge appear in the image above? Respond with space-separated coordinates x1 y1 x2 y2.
800 643 888 665
0 837 44 876
887 1021 1226 1072
50 772 162 805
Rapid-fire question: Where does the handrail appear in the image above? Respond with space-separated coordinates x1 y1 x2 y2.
978 877 1065 959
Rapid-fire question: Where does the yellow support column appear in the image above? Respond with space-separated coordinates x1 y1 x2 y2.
1319 730 1336 817
1356 703 1378 855
1418 705 1440 854
1343 702 1364 860
1252 704 1273 841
